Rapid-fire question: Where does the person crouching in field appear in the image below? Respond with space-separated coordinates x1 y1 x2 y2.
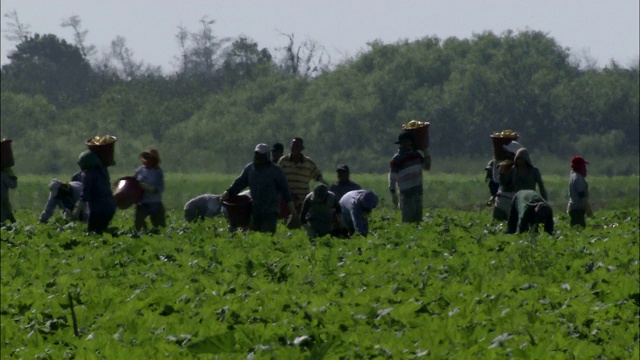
134 149 166 232
567 156 593 228
339 189 379 236
0 166 17 224
389 132 429 223
184 194 223 222
75 150 116 234
299 184 341 238
40 179 85 223
506 189 554 235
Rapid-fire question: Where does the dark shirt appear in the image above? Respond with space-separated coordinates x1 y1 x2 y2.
81 167 116 214
507 190 554 235
329 180 362 201
227 161 293 217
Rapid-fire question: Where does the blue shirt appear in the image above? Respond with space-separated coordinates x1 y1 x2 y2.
339 190 378 236
40 181 83 223
135 166 164 204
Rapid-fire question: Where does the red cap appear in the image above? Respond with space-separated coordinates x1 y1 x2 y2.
571 156 588 165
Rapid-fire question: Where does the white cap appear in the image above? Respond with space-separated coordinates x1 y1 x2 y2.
503 141 523 154
49 179 62 197
254 143 270 154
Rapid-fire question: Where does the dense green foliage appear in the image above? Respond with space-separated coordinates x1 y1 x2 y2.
1 29 638 175
2 206 638 358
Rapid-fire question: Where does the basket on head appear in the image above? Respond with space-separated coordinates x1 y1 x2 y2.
490 130 519 161
402 120 430 149
86 135 117 167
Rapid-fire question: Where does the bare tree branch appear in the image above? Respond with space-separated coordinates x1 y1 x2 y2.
61 15 96 58
3 10 31 42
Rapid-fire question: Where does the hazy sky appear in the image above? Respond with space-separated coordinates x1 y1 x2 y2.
1 0 638 72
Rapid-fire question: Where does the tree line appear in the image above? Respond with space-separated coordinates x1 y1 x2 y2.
1 13 638 175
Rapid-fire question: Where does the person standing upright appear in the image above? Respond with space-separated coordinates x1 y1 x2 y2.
388 132 429 223
75 150 116 234
567 156 593 227
0 166 17 224
278 137 327 212
492 141 523 221
499 147 548 201
134 149 166 231
270 143 284 164
223 143 296 233
329 165 361 201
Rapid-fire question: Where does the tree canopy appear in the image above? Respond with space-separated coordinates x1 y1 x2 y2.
1 28 638 176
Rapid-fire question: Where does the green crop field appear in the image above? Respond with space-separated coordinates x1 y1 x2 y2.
8 173 640 212
1 174 638 358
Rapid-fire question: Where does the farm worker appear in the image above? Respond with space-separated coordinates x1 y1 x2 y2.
329 164 361 201
0 167 17 224
484 159 499 206
74 150 116 234
506 190 554 235
567 156 593 227
184 194 223 223
339 189 379 236
492 141 523 221
278 137 328 214
39 179 85 223
388 132 429 223
222 143 296 234
271 142 284 163
299 184 341 238
134 149 166 231
499 147 548 201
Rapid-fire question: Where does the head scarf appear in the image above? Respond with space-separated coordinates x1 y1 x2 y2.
78 150 103 170
571 156 588 177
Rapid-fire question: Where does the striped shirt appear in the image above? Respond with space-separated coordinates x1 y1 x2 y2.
278 154 323 202
389 150 424 196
